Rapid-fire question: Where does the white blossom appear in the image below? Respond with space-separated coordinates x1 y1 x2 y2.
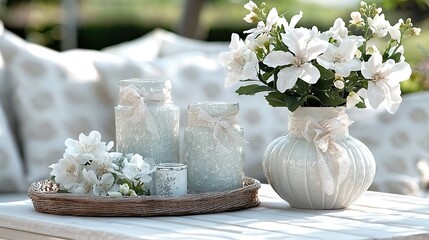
71 168 99 194
334 80 345 89
244 0 257 11
389 19 403 41
49 154 81 190
245 9 303 40
329 18 348 41
361 52 411 113
368 14 391 38
121 154 156 185
244 7 280 39
86 153 114 178
243 1 258 23
346 92 362 108
412 27 421 36
317 39 362 77
350 11 364 25
64 130 113 164
119 183 131 195
93 173 115 195
249 33 270 51
263 27 328 92
219 34 258 87
107 191 123 197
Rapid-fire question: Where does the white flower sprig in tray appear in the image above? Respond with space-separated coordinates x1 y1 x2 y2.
49 131 155 196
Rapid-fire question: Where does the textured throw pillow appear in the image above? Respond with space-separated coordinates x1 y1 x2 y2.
0 23 18 138
0 104 26 192
349 92 429 196
0 29 146 184
93 54 162 105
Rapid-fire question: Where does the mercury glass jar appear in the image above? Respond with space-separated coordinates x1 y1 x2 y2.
115 79 180 164
185 101 245 193
154 163 187 197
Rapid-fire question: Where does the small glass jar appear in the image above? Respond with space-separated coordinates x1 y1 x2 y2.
153 163 187 197
115 79 180 164
184 101 245 193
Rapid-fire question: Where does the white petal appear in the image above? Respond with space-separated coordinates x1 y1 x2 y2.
229 33 240 50
334 64 351 77
218 52 233 66
289 11 303 29
225 71 241 87
266 8 279 26
316 56 335 70
244 0 257 11
263 51 295 67
89 131 102 143
276 67 301 92
385 61 412 83
346 92 362 108
338 40 357 61
241 62 258 80
300 63 320 84
306 38 328 60
367 81 386 109
362 52 382 79
383 83 402 114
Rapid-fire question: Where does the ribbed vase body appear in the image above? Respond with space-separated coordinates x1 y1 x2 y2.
262 107 376 209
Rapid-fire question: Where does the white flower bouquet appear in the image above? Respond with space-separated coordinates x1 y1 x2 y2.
49 131 156 196
219 1 421 113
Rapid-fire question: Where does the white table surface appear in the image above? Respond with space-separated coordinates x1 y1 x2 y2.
1 184 429 240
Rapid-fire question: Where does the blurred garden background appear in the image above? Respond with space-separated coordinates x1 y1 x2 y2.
0 0 428 92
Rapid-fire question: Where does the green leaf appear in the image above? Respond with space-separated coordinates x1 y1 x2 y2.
355 101 366 108
390 52 402 63
265 91 288 107
265 91 307 111
236 84 273 96
316 65 335 81
260 71 274 83
294 79 310 95
285 95 307 112
315 90 346 107
313 78 332 91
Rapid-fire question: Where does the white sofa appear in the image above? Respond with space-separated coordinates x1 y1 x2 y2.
0 24 428 197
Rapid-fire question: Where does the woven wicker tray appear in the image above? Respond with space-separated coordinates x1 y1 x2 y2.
28 177 260 217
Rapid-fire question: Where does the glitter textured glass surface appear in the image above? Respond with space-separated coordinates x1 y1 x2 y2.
154 163 187 197
185 101 245 193
115 79 180 164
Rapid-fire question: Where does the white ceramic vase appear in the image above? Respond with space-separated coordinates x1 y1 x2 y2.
262 107 376 209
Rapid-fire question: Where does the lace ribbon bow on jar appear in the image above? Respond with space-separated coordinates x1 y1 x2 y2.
290 111 353 195
188 109 248 152
119 84 170 139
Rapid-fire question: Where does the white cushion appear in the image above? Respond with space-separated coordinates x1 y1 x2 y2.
0 30 148 184
349 92 429 196
0 103 26 192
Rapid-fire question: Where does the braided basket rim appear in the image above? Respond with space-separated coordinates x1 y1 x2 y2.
28 177 261 217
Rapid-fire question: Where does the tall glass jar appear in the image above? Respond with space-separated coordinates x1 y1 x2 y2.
185 101 246 193
115 79 180 164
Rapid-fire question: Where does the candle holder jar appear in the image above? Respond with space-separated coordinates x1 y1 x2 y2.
153 163 187 197
185 101 246 193
115 79 180 164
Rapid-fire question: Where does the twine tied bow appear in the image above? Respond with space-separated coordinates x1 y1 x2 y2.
188 109 248 152
119 84 170 139
290 112 353 195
